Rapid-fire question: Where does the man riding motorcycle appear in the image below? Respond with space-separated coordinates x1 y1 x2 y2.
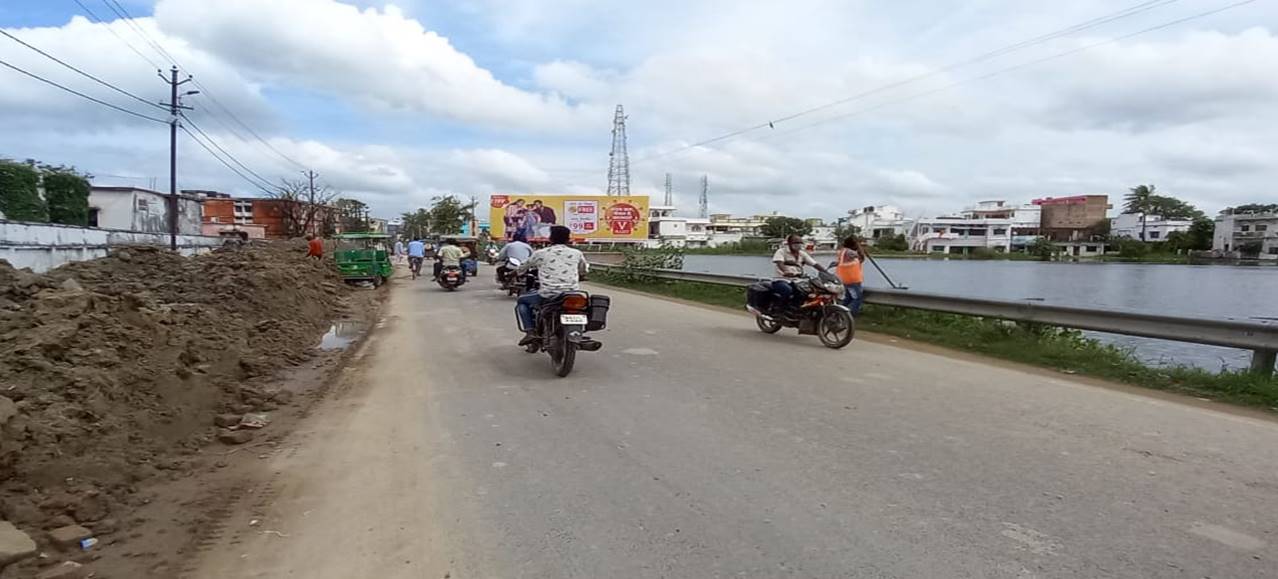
495 231 534 286
514 225 589 346
433 238 468 281
769 234 830 307
406 236 426 277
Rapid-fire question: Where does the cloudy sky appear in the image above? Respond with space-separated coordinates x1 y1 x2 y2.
1 0 1275 222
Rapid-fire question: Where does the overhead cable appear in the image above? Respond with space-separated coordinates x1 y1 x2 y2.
0 56 167 123
0 29 165 111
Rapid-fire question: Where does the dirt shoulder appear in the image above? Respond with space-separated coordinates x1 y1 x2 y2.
0 242 385 578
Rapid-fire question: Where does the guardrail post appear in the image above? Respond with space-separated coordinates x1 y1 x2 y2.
1251 349 1277 375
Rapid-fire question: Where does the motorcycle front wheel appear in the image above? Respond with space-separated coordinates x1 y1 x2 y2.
817 309 855 349
756 314 783 334
551 341 577 377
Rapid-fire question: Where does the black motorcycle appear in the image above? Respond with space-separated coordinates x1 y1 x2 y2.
746 271 855 349
437 265 465 291
524 291 609 377
498 258 537 297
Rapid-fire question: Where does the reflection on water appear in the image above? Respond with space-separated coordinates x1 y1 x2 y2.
683 255 1278 371
318 320 367 350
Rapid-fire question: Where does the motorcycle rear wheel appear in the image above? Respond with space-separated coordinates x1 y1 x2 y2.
756 314 783 334
551 342 577 377
817 309 855 349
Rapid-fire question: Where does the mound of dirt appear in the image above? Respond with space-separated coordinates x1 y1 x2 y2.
0 242 348 565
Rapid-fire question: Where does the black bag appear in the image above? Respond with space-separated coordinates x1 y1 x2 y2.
587 294 611 331
747 281 773 311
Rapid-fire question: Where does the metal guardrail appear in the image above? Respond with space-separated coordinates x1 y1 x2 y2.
591 264 1278 373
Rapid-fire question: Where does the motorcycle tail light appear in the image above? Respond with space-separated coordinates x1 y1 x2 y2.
562 295 588 311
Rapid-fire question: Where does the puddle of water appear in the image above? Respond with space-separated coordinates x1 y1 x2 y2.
318 320 368 350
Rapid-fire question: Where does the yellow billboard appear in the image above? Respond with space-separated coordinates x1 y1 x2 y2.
490 195 649 242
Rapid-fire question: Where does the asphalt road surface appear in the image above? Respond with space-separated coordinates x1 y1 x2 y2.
192 268 1278 578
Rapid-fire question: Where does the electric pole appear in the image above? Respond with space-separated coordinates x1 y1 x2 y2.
606 104 630 196
664 173 673 207
699 175 709 219
159 66 195 251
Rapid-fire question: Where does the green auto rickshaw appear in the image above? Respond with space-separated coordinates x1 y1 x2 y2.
333 233 393 287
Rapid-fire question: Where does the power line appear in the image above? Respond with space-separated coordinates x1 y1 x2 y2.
646 0 1257 165
0 56 167 123
69 0 163 69
632 0 1185 165
0 29 165 111
190 78 309 170
180 124 276 196
98 0 181 66
181 113 277 191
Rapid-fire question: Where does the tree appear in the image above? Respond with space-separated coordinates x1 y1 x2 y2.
427 195 475 235
400 208 431 239
759 216 811 239
1123 184 1156 241
1222 203 1278 215
334 198 370 232
1147 195 1203 220
41 166 91 226
1165 217 1214 252
269 177 337 238
1027 237 1057 261
875 233 909 251
831 223 861 245
0 159 48 222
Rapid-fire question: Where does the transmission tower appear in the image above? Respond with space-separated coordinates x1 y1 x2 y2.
605 104 630 196
698 175 709 219
664 173 673 206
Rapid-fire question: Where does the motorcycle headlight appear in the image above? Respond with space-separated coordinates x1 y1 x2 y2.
824 281 844 294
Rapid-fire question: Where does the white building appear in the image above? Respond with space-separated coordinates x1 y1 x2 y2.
648 205 711 248
909 200 1042 253
1214 212 1278 260
1111 213 1192 242
845 205 913 242
89 186 203 235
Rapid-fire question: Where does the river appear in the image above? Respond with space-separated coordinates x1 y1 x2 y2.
681 255 1278 371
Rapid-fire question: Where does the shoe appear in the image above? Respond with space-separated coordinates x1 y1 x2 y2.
518 332 538 346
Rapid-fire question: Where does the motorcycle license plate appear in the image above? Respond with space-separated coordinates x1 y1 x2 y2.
560 314 588 325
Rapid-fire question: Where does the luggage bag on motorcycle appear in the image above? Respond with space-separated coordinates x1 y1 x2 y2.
747 281 773 311
587 295 611 331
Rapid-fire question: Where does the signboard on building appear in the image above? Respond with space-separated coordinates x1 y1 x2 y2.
490 195 649 242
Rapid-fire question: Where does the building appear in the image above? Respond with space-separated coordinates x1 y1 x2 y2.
88 186 203 235
908 200 1042 253
1034 195 1110 241
809 224 838 249
1213 212 1278 260
1111 213 1192 242
845 205 913 242
201 222 267 239
648 205 710 247
707 213 773 237
200 194 332 239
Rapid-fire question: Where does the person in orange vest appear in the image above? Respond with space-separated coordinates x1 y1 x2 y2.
835 235 865 316
306 234 324 259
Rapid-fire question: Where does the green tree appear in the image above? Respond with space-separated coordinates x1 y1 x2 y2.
400 208 431 239
1123 184 1156 241
334 198 369 232
875 233 909 251
831 222 861 245
1147 195 1204 220
759 216 811 239
1027 237 1058 261
41 166 91 226
1164 217 1214 252
0 159 48 222
427 195 475 235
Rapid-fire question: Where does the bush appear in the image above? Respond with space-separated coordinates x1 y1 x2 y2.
875 233 909 252
0 159 48 222
43 168 91 226
1115 238 1151 258
1026 237 1057 261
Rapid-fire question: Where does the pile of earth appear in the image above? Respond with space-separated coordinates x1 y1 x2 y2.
0 242 348 570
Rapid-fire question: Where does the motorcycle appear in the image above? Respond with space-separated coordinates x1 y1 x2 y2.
523 290 609 377
498 258 535 296
437 265 466 291
746 270 855 349
486 247 500 265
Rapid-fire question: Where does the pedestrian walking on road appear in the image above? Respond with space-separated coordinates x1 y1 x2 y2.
393 238 406 264
306 234 324 259
835 235 865 316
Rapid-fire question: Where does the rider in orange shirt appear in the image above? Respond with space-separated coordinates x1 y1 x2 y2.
835 235 865 316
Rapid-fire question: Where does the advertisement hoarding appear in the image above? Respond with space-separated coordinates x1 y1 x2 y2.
490 195 649 242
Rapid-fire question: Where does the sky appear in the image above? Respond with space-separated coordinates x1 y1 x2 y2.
1 0 1276 222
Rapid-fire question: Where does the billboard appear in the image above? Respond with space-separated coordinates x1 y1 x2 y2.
490 195 649 242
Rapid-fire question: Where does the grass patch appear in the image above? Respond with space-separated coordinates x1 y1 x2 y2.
591 271 1278 410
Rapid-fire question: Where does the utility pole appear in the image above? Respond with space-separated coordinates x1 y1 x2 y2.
664 173 673 207
159 66 195 251
699 175 709 219
606 104 630 196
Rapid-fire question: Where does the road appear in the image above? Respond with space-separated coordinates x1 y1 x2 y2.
192 267 1278 578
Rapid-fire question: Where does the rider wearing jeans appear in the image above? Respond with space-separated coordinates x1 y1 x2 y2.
770 234 827 306
514 225 589 345
406 237 425 273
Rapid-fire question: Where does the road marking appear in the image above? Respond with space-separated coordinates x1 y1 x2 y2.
1188 523 1266 551
622 347 660 356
